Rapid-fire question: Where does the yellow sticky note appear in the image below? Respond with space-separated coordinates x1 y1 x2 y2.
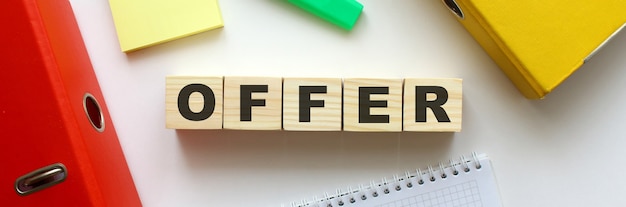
444 0 626 99
108 0 224 52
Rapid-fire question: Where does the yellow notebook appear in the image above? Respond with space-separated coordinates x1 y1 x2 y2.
108 0 223 52
443 0 626 99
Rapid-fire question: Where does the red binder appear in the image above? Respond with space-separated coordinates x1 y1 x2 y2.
0 0 142 206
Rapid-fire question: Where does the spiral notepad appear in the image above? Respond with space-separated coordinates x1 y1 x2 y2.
290 153 502 207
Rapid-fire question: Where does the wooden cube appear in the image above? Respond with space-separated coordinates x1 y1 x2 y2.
403 78 462 132
283 78 342 131
343 78 403 132
166 76 223 129
223 77 282 130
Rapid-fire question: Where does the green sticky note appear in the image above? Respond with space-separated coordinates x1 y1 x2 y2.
288 0 363 31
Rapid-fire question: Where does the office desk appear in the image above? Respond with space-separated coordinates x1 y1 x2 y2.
70 0 626 206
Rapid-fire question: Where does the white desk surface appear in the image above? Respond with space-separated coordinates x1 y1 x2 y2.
70 1 626 206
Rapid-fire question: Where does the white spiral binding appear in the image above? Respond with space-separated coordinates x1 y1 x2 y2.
288 152 485 207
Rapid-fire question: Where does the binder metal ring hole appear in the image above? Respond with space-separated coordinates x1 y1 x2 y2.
83 93 105 132
464 167 470 172
349 198 355 203
418 180 424 185
407 182 413 188
453 170 459 176
361 195 367 200
430 176 436 182
442 0 464 19
338 201 344 206
441 173 447 179
395 185 401 191
372 192 378 197
327 204 333 207
383 188 390 194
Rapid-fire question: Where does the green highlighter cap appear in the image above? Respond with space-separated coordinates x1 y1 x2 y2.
288 0 363 31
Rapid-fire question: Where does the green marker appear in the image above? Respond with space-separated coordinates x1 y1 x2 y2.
288 0 363 31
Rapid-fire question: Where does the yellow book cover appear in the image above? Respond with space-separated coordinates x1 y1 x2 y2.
108 0 223 52
442 0 626 99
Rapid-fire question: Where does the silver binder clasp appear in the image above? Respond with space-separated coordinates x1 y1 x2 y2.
15 163 67 196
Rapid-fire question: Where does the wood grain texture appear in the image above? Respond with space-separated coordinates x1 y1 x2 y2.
343 78 403 132
166 76 223 129
283 77 342 131
403 78 462 132
223 77 282 130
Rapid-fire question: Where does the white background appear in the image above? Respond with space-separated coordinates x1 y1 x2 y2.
70 0 626 206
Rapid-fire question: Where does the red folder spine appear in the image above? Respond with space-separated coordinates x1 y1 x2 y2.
0 0 142 206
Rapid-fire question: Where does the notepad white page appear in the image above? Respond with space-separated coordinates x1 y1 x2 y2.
307 155 501 207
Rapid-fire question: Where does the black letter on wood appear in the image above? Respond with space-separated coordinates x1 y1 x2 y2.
240 85 268 121
359 87 390 123
415 86 450 122
178 84 215 121
299 86 327 122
